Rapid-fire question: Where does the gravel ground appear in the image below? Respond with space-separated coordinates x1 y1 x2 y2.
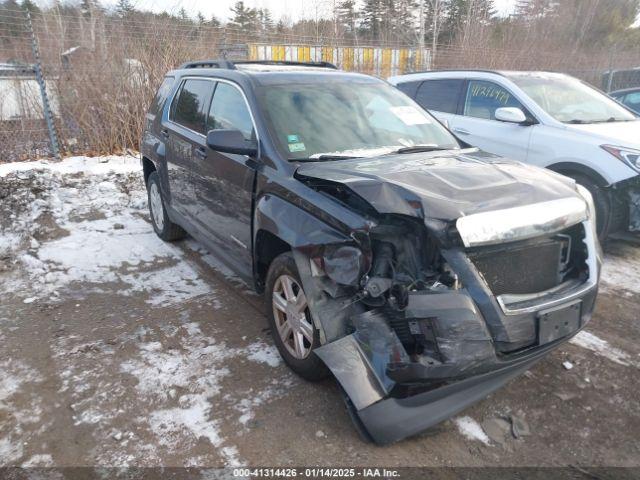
0 156 639 474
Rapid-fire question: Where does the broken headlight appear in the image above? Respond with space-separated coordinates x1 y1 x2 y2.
322 245 368 286
601 145 640 172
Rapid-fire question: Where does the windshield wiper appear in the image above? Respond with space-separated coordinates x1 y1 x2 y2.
566 117 632 124
565 119 590 124
391 145 451 154
293 154 362 162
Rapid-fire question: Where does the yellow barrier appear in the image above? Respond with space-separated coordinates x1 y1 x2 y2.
247 43 430 76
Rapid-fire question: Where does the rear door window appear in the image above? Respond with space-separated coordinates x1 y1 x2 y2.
170 78 214 134
415 79 464 114
463 80 526 120
206 82 254 140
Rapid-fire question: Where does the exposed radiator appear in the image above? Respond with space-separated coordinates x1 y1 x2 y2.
468 238 565 296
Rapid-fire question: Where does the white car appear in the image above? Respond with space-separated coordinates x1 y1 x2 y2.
388 70 640 239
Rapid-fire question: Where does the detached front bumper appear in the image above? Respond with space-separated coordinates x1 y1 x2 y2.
317 284 597 445
356 335 570 445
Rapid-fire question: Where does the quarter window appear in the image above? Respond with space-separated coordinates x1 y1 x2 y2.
149 76 174 116
207 82 254 140
170 79 213 134
622 92 640 112
415 79 464 114
464 80 526 120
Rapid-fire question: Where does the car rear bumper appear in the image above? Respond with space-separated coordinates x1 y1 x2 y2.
355 334 571 445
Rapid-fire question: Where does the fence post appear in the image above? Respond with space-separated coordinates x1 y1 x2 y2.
25 9 61 160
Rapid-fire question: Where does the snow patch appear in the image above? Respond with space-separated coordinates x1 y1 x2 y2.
0 359 41 405
601 244 640 295
245 341 282 368
454 416 491 445
1 155 213 307
0 437 23 466
21 454 54 467
0 232 22 255
0 155 139 178
570 330 635 367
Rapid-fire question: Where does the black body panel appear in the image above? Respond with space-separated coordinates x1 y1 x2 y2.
140 62 600 445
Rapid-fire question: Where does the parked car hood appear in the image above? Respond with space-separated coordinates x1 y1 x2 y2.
565 120 640 148
296 148 580 221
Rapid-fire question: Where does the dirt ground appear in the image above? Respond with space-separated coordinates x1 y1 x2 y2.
1 156 639 474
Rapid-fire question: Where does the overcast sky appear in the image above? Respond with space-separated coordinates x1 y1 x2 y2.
90 0 518 22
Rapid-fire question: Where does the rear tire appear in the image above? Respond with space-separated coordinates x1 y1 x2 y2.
572 174 612 242
265 252 329 381
147 171 186 241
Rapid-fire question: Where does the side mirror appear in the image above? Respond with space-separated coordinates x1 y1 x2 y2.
495 107 528 124
441 119 450 130
206 129 257 156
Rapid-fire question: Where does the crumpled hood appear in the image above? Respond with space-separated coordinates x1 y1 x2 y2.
296 148 580 221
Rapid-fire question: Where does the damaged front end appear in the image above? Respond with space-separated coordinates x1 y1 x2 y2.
611 176 640 233
290 154 600 444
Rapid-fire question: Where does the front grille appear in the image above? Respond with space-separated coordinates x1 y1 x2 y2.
468 238 565 296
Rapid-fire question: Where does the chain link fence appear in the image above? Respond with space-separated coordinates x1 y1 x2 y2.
2 6 640 162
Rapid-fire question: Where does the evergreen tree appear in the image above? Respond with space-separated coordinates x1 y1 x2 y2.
229 1 259 30
209 14 221 28
115 0 135 18
258 8 274 32
177 7 190 22
20 0 40 14
442 0 495 41
336 0 358 35
80 0 100 17
361 0 384 39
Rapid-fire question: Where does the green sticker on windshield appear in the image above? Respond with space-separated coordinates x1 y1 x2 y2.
287 134 300 143
288 142 306 152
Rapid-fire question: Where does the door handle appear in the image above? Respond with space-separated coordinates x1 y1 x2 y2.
160 129 169 139
195 147 207 159
453 128 470 135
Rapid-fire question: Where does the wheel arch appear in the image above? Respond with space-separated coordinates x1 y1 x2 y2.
253 193 351 292
254 230 291 293
142 156 157 186
546 162 609 187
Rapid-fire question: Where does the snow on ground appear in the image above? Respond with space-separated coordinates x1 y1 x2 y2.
454 416 491 445
601 242 640 295
570 331 637 367
0 155 295 467
0 155 211 306
0 359 44 466
245 341 282 368
0 155 139 178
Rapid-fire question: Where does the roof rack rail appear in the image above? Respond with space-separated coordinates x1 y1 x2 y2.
233 60 338 69
178 59 237 70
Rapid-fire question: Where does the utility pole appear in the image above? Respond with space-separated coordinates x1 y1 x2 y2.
25 9 60 160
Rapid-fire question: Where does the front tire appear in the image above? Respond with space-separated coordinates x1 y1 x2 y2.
572 174 612 242
147 171 186 241
265 252 329 381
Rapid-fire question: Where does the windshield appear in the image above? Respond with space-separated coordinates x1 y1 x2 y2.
257 80 460 160
508 73 636 124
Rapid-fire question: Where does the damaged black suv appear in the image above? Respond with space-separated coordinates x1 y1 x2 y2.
141 60 601 444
